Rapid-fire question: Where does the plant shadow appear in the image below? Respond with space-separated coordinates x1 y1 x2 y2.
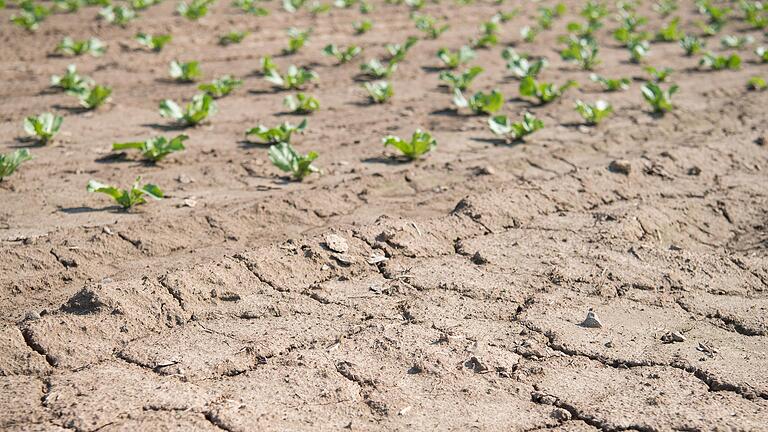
140 123 190 132
361 156 412 165
59 205 122 214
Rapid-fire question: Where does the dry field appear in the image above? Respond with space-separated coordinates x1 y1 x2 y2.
1 0 768 430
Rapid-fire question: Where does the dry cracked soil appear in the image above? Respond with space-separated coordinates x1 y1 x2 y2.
1 0 768 431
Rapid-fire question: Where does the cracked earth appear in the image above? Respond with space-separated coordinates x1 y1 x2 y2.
1 0 768 431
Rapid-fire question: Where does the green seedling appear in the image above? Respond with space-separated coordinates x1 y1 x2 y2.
265 65 318 90
309 1 331 14
653 0 678 16
51 65 92 95
11 3 49 31
268 142 318 180
645 66 673 82
353 19 373 34
680 35 705 56
656 17 683 41
699 52 741 70
565 20 602 38
284 93 320 113
323 44 362 64
169 60 201 82
359 1 372 13
590 74 630 91
488 112 543 142
283 0 307 12
581 0 608 24
198 75 242 98
334 0 354 8
502 48 546 78
361 59 397 79
471 21 499 49
56 37 106 57
453 89 504 115
131 0 162 10
79 85 112 109
220 31 249 46
641 82 678 113
721 35 753 49
519 76 577 104
246 119 307 144
437 46 475 69
177 0 213 20
136 33 171 51
87 177 163 209
285 28 311 54
405 0 423 10
438 66 483 91
382 130 436 160
234 0 269 15
628 39 650 63
24 113 62 144
574 99 612 125
741 0 767 29
364 81 393 103
99 5 136 26
537 2 566 29
112 135 188 162
491 9 519 23
757 46 768 62
413 14 449 39
54 0 83 13
560 37 600 70
159 93 217 126
385 37 418 63
0 149 32 181
747 76 767 90
520 26 539 43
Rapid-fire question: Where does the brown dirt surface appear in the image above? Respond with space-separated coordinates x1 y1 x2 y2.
2 0 768 430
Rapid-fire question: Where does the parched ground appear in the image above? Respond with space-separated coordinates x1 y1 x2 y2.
1 0 768 430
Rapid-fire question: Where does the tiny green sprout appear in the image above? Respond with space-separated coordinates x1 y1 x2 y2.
198 75 243 98
645 66 673 82
177 0 213 20
437 46 475 69
742 0 768 29
537 2 566 29
11 3 50 31
413 13 449 39
590 74 631 91
361 59 397 79
283 0 308 13
453 89 504 115
488 112 543 142
234 0 269 15
159 93 217 126
169 60 202 82
581 0 608 24
99 5 136 26
309 1 331 15
284 93 320 114
334 0 354 8
747 76 767 90
502 48 547 79
653 0 677 17
268 142 319 181
757 46 768 62
520 26 539 43
641 82 678 114
560 37 600 70
405 0 424 10
79 85 112 110
131 0 161 10
566 20 601 38
23 113 63 145
364 81 393 103
472 21 499 49
353 19 373 34
382 130 436 160
246 119 307 145
699 52 742 70
574 100 613 125
220 31 249 46
56 37 106 57
0 149 32 182
359 1 372 13
87 177 163 209
628 39 650 63
51 64 92 95
519 76 577 105
261 55 278 75
679 35 705 56
655 17 683 42
136 33 171 51
491 9 519 23
438 66 483 91
265 65 319 90
112 135 188 163
285 27 311 55
385 37 418 63
721 35 754 49
323 44 362 64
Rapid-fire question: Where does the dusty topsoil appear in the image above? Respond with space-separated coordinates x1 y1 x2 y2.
1 0 768 430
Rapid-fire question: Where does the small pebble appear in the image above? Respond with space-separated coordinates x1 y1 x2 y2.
580 310 603 328
325 234 349 253
609 159 632 175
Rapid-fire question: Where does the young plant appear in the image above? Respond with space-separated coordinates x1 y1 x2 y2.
641 82 678 113
574 100 612 125
99 5 136 26
721 35 754 49
177 0 213 20
519 76 577 104
590 74 630 91
323 44 362 64
309 1 331 15
747 76 767 90
756 46 768 62
51 64 92 95
284 93 320 114
679 35 705 56
382 130 436 160
413 14 449 39
285 28 311 54
645 66 673 82
537 3 566 29
136 33 171 51
472 21 499 48
55 37 106 57
79 85 112 110
23 113 63 145
385 37 418 63
653 0 678 16
234 0 269 15
220 31 249 46
11 3 50 31
268 142 318 181
353 19 373 34
502 49 546 78
265 65 318 90
159 93 217 126
520 26 540 43
741 0 767 29
628 39 650 63
488 112 543 142
437 46 475 69
360 59 397 79
438 66 483 91
560 37 600 70
87 177 163 209
699 52 742 70
112 135 188 162
0 149 32 182
655 17 683 42
453 89 504 115
282 0 308 13
364 81 393 103
246 119 307 144
169 60 202 82
198 75 243 98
